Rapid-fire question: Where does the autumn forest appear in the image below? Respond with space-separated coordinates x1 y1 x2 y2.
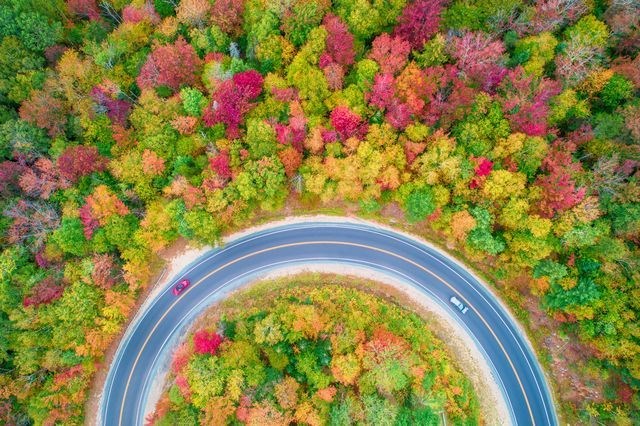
0 0 639 423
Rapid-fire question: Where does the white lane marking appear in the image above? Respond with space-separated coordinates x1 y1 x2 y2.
102 225 315 419
103 222 554 425
320 223 553 424
121 237 530 424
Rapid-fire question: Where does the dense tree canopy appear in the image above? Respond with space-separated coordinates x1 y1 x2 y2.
0 0 638 423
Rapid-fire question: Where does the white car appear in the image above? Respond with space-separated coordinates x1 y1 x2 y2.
450 296 469 314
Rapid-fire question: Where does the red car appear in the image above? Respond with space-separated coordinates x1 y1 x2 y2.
172 279 190 296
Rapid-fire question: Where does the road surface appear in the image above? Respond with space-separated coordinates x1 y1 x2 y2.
100 222 557 425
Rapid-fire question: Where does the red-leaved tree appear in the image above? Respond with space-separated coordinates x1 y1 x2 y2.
136 37 201 91
57 146 106 182
202 81 244 136
535 141 586 218
91 86 132 126
209 151 232 179
79 203 99 239
210 0 245 37
274 102 307 151
91 254 119 289
322 62 345 91
368 73 395 110
0 161 25 196
393 0 445 49
420 65 476 126
475 157 494 177
323 13 355 67
469 157 494 189
23 277 64 308
385 101 413 130
536 172 586 218
449 32 506 90
369 33 411 76
232 69 264 99
122 3 161 24
193 330 223 355
66 0 101 21
203 70 264 138
19 90 67 137
330 106 368 140
498 67 562 136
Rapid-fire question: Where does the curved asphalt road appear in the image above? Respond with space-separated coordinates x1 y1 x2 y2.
100 222 557 426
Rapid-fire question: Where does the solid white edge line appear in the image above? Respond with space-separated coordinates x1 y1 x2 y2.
100 219 556 426
133 258 516 424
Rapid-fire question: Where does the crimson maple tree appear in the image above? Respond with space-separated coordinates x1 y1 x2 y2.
203 70 264 138
369 34 411 76
193 330 223 355
137 37 201 91
394 0 444 49
369 73 395 111
0 161 24 195
57 146 106 182
122 3 161 24
209 151 232 179
322 13 355 67
330 106 368 140
498 67 561 136
79 203 99 239
91 86 132 126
